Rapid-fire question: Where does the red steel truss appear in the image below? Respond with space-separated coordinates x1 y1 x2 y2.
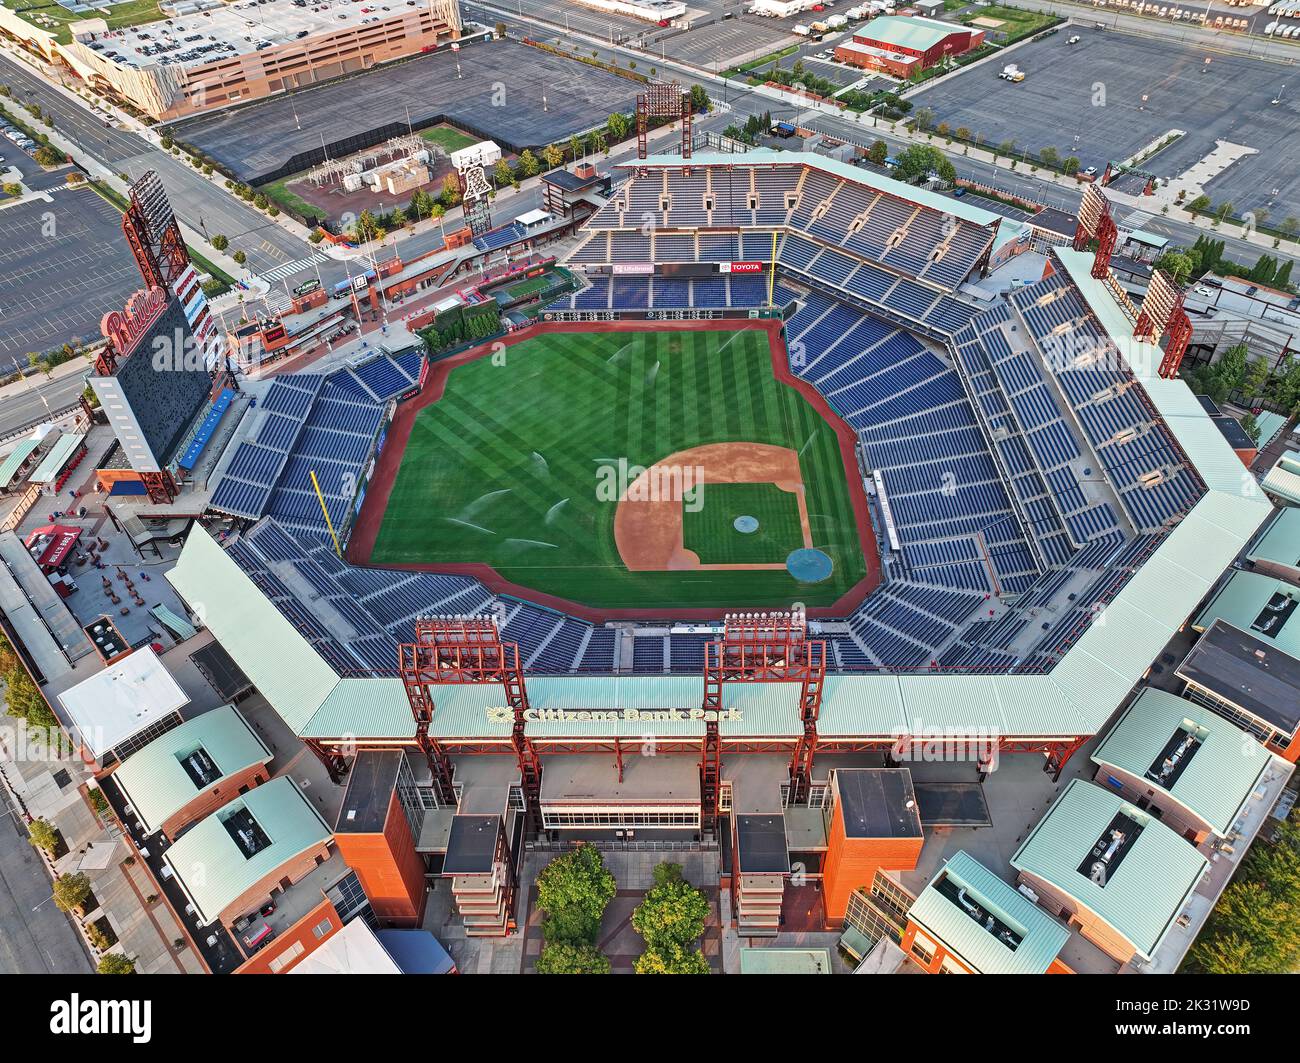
1159 300 1194 378
702 612 827 826
398 617 542 831
636 83 691 161
1091 212 1118 279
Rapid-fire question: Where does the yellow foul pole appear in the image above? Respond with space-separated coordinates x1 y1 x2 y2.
309 470 344 557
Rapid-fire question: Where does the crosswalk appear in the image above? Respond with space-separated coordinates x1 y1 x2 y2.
258 253 327 284
262 289 293 316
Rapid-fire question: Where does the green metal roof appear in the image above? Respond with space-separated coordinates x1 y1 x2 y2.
738 948 832 974
29 432 85 484
1263 453 1300 505
0 438 41 486
166 525 340 733
633 151 1003 229
1249 506 1300 566
113 704 273 835
1253 411 1287 447
1011 779 1208 961
1091 689 1271 837
1195 570 1300 657
907 851 1069 974
162 776 331 926
857 14 967 53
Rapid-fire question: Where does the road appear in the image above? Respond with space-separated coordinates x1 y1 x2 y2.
0 787 92 974
0 371 88 440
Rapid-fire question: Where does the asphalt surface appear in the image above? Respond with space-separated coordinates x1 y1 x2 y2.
0 787 92 975
0 186 142 367
910 27 1300 219
0 52 331 279
174 38 643 183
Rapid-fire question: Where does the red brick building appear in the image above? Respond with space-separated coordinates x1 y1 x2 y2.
834 15 984 77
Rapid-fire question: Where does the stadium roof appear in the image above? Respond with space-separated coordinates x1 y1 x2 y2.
113 704 273 836
1262 453 1300 506
29 431 85 485
1194 570 1300 657
631 152 1004 229
57 645 188 760
1010 779 1208 961
163 777 331 926
854 14 971 52
0 438 41 486
1248 506 1300 566
906 851 1069 974
1177 619 1300 737
1091 688 1273 837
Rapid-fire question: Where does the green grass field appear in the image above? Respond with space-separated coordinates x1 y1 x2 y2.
682 483 804 566
370 328 867 610
419 125 480 154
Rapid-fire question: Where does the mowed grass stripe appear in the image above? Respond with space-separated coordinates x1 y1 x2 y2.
371 328 868 607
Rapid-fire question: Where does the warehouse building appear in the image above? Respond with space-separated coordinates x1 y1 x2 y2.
112 703 273 840
1010 780 1209 966
55 0 462 121
833 15 984 76
902 851 1072 974
1090 689 1280 844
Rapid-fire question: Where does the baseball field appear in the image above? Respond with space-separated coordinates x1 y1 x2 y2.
362 324 872 613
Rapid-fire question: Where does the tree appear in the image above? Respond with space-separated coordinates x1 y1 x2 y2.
631 862 709 952
390 205 407 229
868 139 889 165
1062 156 1080 175
1039 146 1060 167
891 144 955 186
634 941 710 974
494 21 506 37
1215 200 1235 224
33 145 63 167
541 143 563 169
518 149 540 178
210 234 228 251
535 845 616 946
441 173 462 206
493 158 515 188
606 113 630 141
1187 194 1212 212
53 872 91 913
567 135 582 162
1153 250 1194 284
912 106 935 131
955 126 971 142
1281 216 1300 244
232 250 247 265
689 84 711 114
97 953 136 975
535 941 611 974
27 818 59 855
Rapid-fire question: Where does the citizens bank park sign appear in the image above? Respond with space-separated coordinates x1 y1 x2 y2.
484 707 742 725
100 286 169 355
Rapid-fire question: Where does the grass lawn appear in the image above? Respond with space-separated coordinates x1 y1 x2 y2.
258 175 319 219
419 125 480 154
682 483 805 566
370 328 866 610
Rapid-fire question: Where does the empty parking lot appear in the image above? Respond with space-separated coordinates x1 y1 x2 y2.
174 38 644 183
0 186 141 366
910 28 1300 220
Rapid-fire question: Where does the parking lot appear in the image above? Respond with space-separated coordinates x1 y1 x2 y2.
174 38 644 183
0 186 142 365
910 27 1300 220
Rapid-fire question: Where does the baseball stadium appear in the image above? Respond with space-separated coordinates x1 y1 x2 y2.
173 152 1284 938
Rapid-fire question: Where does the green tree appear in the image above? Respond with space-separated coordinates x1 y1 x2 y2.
955 125 971 142
1062 156 1080 175
891 144 955 186
536 845 616 946
1187 194 1212 212
441 173 462 206
541 143 564 169
605 113 630 141
1281 216 1300 244
210 234 229 251
27 818 60 855
518 149 541 178
1153 250 1194 284
634 941 710 974
631 862 709 953
912 106 935 131
493 159 515 188
567 135 583 162
690 84 711 114
33 145 63 167
535 941 611 974
232 250 247 265
868 139 889 165
97 953 136 975
53 872 91 913
390 205 407 229
1039 146 1060 167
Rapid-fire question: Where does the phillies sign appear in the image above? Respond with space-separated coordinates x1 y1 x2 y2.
101 286 169 355
721 261 763 274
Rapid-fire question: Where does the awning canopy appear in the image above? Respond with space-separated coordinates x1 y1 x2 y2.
23 524 81 570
